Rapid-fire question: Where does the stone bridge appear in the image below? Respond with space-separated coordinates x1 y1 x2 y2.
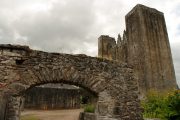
0 44 142 120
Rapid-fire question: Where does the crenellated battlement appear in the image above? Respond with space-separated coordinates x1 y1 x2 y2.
98 35 116 60
98 31 128 62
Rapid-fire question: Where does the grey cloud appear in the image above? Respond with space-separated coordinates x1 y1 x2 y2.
0 0 126 55
171 44 180 86
13 0 96 53
176 25 180 36
0 15 14 44
172 4 180 16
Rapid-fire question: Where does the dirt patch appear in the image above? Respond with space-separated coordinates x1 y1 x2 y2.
21 109 83 120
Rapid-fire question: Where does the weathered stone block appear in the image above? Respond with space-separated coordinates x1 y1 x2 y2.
79 112 97 120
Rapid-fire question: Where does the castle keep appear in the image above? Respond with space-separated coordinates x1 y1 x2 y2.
98 4 177 96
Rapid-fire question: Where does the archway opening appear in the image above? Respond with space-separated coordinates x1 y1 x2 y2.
20 83 98 120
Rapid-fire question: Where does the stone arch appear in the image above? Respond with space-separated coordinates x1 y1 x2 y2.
0 44 143 120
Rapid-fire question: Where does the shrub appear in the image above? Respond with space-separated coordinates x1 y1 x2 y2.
84 104 95 113
167 90 180 120
141 90 180 120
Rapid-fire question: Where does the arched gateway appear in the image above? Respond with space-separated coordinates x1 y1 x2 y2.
0 44 142 120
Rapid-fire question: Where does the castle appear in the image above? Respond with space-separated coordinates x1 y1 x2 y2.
0 4 178 120
98 4 177 97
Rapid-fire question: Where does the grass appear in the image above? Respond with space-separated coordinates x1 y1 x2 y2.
20 115 40 120
84 104 95 113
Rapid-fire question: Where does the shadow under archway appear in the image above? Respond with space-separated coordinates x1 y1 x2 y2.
20 83 98 120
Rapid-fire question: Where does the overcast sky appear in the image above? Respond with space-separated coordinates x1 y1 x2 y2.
0 0 179 86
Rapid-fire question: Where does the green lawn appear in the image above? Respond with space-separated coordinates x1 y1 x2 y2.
20 115 40 120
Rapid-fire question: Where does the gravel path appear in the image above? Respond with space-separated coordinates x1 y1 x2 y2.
21 109 83 120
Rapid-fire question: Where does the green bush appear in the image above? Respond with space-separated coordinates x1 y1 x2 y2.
167 90 180 119
141 90 180 120
84 104 95 113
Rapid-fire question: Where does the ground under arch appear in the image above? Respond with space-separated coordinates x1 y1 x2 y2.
20 83 98 120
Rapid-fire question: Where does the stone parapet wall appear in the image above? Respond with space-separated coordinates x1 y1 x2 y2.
0 44 142 120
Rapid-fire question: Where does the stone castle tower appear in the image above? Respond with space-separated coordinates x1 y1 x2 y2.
98 4 177 96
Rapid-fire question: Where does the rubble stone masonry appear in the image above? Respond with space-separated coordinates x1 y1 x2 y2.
0 44 142 120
